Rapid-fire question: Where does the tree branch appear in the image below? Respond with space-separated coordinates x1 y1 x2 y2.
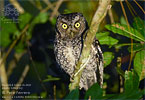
69 0 111 91
0 24 30 69
108 8 114 23
49 0 63 21
11 65 29 96
0 57 12 100
9 0 24 14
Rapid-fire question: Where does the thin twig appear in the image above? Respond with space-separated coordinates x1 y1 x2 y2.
11 65 30 96
125 0 137 15
50 0 63 20
0 4 52 100
120 1 133 71
0 24 30 69
7 59 16 78
69 0 111 91
42 0 59 15
29 0 40 10
35 0 43 10
9 0 24 14
125 1 135 17
0 55 12 100
108 8 114 23
26 41 47 92
133 0 145 14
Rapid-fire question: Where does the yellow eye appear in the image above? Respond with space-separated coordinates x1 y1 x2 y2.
62 24 67 29
75 22 80 28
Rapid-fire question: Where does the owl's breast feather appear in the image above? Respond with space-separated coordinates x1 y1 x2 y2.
63 46 76 67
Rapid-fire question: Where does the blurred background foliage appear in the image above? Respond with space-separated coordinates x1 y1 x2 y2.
0 0 144 99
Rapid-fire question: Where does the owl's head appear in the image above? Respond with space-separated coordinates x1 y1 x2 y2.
55 12 88 40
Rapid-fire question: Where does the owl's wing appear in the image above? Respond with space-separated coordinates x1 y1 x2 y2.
93 38 104 87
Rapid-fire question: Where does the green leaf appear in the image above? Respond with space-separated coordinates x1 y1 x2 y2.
33 12 49 24
103 94 117 99
133 17 145 36
103 52 114 67
125 90 144 99
65 88 79 100
29 61 47 80
132 70 139 90
134 50 145 80
124 70 139 93
96 32 118 47
109 90 144 99
50 17 56 26
0 17 18 47
96 32 110 39
27 12 49 39
99 36 119 47
43 75 60 82
105 23 145 42
85 83 103 99
14 41 25 53
120 16 127 25
40 92 47 98
107 70 141 99
115 43 140 50
116 67 125 78
128 43 144 52
103 71 143 99
19 13 32 29
124 71 133 93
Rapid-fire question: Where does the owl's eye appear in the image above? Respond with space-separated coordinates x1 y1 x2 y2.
62 24 68 29
75 22 80 28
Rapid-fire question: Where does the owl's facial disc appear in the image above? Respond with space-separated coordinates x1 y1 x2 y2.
56 13 88 40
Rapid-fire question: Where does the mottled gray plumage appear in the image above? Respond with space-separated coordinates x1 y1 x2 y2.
54 12 103 90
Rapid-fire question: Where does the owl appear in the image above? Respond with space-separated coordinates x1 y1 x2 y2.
54 12 103 90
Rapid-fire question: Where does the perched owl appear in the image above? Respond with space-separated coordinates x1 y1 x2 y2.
54 12 103 90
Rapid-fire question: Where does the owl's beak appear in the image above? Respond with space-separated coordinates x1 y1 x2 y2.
70 32 74 37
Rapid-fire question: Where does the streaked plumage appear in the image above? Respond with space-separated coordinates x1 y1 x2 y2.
54 12 103 90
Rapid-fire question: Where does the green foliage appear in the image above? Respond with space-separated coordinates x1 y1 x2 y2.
33 12 49 24
43 75 60 82
27 12 49 39
105 17 145 82
65 17 145 99
134 50 145 80
1 1 144 99
0 17 18 47
124 70 139 92
108 70 144 99
66 70 144 99
105 23 145 42
19 13 32 29
133 17 145 36
120 16 127 25
96 32 110 39
103 52 114 67
96 32 118 47
65 88 79 100
128 43 144 52
85 83 103 99
100 36 118 47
